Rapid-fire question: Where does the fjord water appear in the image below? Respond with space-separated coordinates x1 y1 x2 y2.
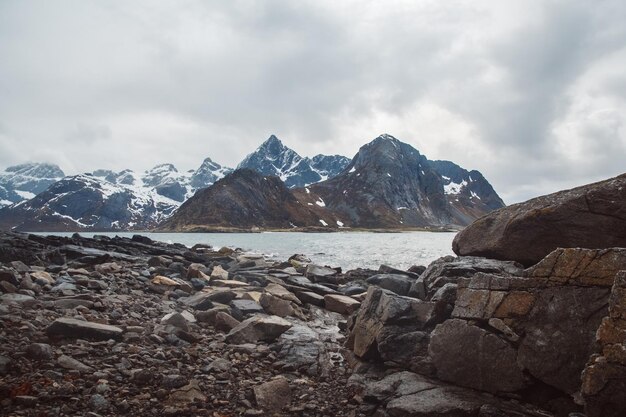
39 231 456 271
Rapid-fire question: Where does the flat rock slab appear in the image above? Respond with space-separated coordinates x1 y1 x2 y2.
225 315 292 344
46 317 123 341
324 294 360 315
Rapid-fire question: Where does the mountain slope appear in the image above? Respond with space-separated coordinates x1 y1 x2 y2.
0 163 65 207
237 135 349 188
0 174 174 231
160 169 331 230
296 134 505 228
0 158 233 231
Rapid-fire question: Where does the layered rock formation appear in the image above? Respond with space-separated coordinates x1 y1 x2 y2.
453 173 626 266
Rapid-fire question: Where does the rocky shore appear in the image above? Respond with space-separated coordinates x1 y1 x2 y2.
1 228 624 416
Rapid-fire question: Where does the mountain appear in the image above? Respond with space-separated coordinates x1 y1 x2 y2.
160 169 327 231
160 134 504 231
297 134 504 228
237 135 349 188
0 163 65 207
0 158 232 231
0 174 173 231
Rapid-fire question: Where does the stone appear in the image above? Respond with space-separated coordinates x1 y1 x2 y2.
526 247 626 287
225 315 292 344
195 305 231 324
411 256 523 299
46 317 123 341
516 285 610 394
260 293 294 317
31 270 55 285
295 291 325 306
348 287 445 359
151 275 191 292
167 379 207 404
452 173 626 266
25 343 54 360
254 376 291 411
90 394 109 411
210 265 229 280
179 292 215 311
0 355 11 374
323 294 360 315
366 273 414 296
214 311 240 332
265 283 301 304
306 264 337 282
582 271 626 417
58 354 93 372
161 312 190 331
212 279 249 288
54 298 95 309
229 299 264 319
0 293 34 304
186 263 208 279
429 319 526 393
10 260 29 272
204 358 232 374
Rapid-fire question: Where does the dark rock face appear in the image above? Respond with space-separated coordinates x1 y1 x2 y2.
582 271 626 417
347 248 626 416
237 135 349 188
453 173 626 266
303 134 504 228
160 169 325 230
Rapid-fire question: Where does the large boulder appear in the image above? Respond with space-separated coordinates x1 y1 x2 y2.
452 173 626 266
429 319 526 393
347 287 446 361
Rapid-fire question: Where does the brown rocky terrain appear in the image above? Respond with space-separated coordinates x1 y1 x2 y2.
2 167 626 417
453 173 626 266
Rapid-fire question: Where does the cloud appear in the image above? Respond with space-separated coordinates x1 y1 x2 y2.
0 0 624 203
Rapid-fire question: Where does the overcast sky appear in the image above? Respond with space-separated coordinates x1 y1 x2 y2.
0 0 625 204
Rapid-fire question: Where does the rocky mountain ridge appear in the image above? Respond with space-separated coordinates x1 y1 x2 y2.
237 135 350 188
0 135 353 231
167 134 505 231
0 163 65 208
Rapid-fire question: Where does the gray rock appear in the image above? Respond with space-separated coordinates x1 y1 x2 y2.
225 315 292 344
160 312 190 331
229 299 264 319
324 294 360 315
366 273 414 296
429 319 526 393
254 376 291 411
25 343 54 360
58 354 93 372
46 317 123 341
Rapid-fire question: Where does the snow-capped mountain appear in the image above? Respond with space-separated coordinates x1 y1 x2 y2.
0 163 65 207
0 158 232 231
294 134 505 228
237 135 350 188
162 134 505 231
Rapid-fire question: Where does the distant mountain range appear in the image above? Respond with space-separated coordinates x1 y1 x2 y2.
162 134 504 231
0 134 505 231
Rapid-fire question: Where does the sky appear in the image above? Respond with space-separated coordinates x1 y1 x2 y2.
0 0 625 204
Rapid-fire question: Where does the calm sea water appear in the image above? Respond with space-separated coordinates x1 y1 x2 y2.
37 231 456 271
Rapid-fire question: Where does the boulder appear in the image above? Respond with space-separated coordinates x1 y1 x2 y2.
260 293 295 317
452 173 626 266
429 319 526 393
366 273 414 296
347 287 446 359
46 317 123 341
324 294 360 315
409 256 523 299
213 311 240 332
253 376 291 411
224 315 292 344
